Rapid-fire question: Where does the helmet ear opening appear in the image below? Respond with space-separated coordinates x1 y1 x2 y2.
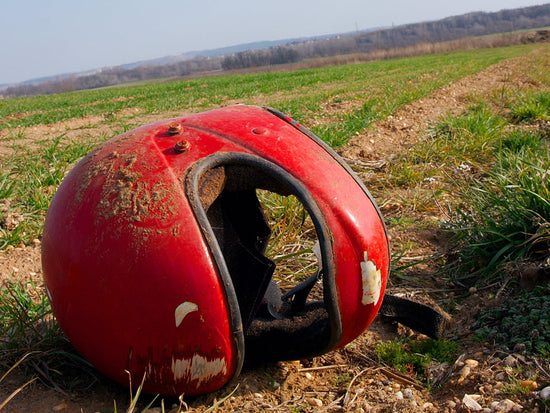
188 155 339 363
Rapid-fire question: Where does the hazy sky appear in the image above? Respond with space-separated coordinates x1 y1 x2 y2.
0 0 546 85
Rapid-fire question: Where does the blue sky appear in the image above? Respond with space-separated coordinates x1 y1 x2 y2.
0 0 545 85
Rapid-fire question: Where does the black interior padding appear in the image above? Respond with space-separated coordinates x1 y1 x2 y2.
245 303 331 363
198 164 331 359
206 189 275 331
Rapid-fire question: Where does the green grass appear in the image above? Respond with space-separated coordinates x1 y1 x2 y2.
375 337 459 384
377 89 550 286
0 46 535 136
257 191 318 287
438 105 550 283
0 279 97 392
0 279 58 353
0 136 96 248
509 90 550 122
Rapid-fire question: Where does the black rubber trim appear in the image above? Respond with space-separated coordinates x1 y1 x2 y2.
185 152 342 368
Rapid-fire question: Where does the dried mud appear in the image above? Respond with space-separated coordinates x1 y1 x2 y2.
1 47 550 412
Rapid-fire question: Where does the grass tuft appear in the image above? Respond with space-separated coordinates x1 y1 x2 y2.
509 90 550 122
0 280 96 393
375 337 459 383
257 191 318 288
444 129 550 283
0 135 96 248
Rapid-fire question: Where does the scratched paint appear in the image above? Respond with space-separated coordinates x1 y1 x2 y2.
360 252 382 306
171 354 227 388
174 301 198 327
45 286 52 303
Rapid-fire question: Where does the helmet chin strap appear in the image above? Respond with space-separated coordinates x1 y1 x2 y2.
379 294 450 339
259 270 321 320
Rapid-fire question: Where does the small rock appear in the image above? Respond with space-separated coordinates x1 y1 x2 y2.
490 399 521 412
305 372 313 380
504 355 517 367
423 402 434 410
447 400 457 409
495 372 507 381
2 213 24 230
482 409 492 413
308 398 323 407
403 388 414 399
465 359 479 368
540 386 550 400
395 391 404 400
457 365 472 384
253 392 263 399
462 394 482 411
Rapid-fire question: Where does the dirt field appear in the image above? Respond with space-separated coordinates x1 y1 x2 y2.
1 48 550 412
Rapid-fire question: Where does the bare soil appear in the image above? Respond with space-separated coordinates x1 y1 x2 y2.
1 48 550 412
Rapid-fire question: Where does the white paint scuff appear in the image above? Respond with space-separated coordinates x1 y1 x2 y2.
174 301 198 328
171 354 227 388
360 252 382 306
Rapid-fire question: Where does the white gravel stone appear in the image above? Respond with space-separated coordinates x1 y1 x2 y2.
490 399 522 412
462 394 483 411
403 388 414 399
308 398 323 407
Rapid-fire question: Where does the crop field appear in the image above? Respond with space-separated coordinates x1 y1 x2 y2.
0 43 549 412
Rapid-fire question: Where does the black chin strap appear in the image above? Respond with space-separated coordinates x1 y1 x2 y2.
379 294 449 339
258 270 321 321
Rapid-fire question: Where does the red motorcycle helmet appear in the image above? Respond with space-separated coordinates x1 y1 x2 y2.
42 105 389 396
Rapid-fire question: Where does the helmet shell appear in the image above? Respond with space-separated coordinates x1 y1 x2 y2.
42 105 389 396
